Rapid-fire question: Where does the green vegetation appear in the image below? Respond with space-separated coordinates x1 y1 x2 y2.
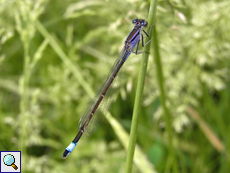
0 0 229 172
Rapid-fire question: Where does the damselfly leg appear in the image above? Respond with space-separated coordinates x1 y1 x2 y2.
133 23 155 55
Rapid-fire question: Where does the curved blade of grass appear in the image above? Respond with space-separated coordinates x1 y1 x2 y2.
36 21 94 97
107 113 157 173
187 106 225 153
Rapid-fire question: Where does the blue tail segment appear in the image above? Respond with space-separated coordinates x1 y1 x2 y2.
62 130 83 159
62 142 77 159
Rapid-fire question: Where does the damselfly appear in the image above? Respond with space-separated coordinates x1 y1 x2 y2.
62 19 152 158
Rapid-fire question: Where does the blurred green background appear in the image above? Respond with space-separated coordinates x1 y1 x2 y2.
0 0 230 172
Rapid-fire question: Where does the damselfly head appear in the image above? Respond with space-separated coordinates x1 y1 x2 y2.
132 19 148 27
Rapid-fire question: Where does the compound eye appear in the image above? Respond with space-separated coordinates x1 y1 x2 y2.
132 19 138 24
143 21 148 27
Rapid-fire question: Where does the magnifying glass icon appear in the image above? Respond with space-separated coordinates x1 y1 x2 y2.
3 154 18 170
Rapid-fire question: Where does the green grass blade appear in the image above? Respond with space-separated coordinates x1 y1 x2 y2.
125 0 158 173
152 11 178 173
